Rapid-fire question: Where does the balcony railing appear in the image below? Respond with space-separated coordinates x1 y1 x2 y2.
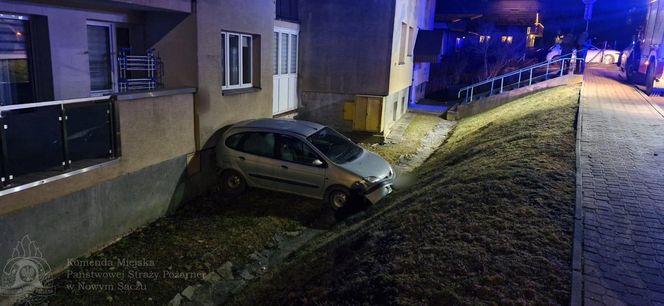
0 96 118 193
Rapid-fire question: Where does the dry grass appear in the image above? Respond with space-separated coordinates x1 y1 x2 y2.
45 189 322 305
360 114 442 165
232 84 580 305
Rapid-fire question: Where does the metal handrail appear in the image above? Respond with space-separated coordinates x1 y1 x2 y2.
457 55 585 103
0 96 112 114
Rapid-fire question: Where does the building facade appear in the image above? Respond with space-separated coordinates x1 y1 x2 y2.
297 0 421 136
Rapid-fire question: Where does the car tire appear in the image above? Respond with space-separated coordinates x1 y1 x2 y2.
646 60 656 96
221 170 246 196
626 56 637 83
327 187 351 210
603 55 615 65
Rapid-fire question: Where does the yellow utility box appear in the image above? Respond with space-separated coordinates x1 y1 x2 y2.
345 95 384 133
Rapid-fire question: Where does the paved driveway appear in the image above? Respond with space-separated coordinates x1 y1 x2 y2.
579 65 664 305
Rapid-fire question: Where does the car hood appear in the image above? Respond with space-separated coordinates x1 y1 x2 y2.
338 150 392 180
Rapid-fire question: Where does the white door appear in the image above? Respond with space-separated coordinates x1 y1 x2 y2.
273 28 298 115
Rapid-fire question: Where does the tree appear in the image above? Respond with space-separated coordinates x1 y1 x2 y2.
470 23 533 80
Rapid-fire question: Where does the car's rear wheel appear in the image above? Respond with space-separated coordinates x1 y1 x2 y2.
646 60 656 95
603 55 615 65
221 170 246 196
327 188 350 210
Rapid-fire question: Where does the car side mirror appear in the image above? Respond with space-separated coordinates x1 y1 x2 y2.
312 159 324 167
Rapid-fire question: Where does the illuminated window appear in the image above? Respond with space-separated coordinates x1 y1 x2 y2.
501 36 513 44
479 35 491 43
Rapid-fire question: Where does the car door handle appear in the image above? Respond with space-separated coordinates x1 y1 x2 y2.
238 156 245 161
281 165 288 169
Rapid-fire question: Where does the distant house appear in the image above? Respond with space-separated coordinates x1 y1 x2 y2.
420 0 545 100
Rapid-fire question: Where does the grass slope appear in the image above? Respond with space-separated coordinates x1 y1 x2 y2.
233 84 580 305
359 114 443 165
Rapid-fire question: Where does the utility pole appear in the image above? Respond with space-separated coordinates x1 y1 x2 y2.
583 0 597 32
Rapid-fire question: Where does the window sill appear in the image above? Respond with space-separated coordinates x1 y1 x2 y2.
222 87 262 96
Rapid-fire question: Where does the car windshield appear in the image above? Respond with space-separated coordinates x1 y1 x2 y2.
307 127 362 164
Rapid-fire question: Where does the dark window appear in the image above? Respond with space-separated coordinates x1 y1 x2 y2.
225 132 244 150
87 24 113 92
0 14 54 105
0 16 32 104
240 132 275 158
277 134 320 165
276 0 298 21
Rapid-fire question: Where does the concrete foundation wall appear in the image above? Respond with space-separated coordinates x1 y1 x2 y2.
383 87 410 133
0 155 187 283
195 0 275 150
448 74 583 120
299 91 355 132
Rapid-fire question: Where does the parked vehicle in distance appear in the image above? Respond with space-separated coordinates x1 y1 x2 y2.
620 0 664 95
546 44 562 61
546 45 620 64
216 119 395 209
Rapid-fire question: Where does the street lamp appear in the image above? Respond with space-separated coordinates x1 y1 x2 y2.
583 0 597 32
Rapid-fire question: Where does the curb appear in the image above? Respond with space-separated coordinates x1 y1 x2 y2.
634 86 664 119
570 72 586 306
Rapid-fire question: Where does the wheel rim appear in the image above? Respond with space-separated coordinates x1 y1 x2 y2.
227 175 241 189
331 192 348 209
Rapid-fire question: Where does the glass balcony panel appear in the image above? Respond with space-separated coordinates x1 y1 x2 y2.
3 106 64 178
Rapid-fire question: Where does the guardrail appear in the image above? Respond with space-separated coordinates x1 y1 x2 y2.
0 96 118 189
458 55 585 103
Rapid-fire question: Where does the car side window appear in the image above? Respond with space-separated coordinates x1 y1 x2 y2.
277 134 321 165
225 133 245 150
240 132 275 158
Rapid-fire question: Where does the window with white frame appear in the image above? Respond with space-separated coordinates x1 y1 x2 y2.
407 26 414 56
273 30 297 76
221 31 253 90
399 22 407 64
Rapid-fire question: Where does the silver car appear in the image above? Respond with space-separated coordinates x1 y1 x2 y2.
215 119 395 209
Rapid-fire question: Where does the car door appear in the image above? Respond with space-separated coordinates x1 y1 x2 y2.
274 134 327 198
234 132 279 188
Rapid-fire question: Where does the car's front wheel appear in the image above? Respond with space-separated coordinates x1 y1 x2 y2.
327 187 351 210
221 170 246 196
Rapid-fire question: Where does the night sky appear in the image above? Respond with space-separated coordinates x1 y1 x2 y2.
542 0 648 49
